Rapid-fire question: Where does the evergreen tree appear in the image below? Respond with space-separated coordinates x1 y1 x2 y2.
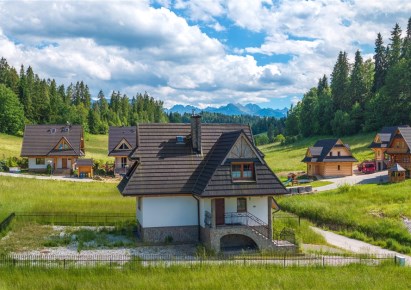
0 84 25 135
402 17 411 59
349 50 369 108
373 33 387 93
388 23 402 68
331 51 350 111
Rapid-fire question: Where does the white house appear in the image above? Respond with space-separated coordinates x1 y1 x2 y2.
118 116 291 252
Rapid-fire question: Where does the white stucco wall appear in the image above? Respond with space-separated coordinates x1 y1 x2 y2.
139 196 198 228
28 158 53 169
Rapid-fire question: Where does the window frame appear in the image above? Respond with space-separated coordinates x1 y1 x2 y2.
237 198 247 213
121 157 128 168
231 162 255 182
35 158 45 165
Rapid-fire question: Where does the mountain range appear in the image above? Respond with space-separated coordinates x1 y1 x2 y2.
165 103 288 118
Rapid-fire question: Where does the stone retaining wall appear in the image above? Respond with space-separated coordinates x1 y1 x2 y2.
142 225 199 243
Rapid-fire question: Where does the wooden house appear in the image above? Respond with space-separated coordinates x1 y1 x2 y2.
369 126 410 171
118 116 291 252
108 126 137 175
21 125 84 175
384 126 411 177
302 139 357 177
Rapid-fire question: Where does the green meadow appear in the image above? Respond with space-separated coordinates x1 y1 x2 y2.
0 264 410 290
278 181 411 253
0 176 134 221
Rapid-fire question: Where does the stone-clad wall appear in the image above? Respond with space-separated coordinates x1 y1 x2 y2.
142 226 199 243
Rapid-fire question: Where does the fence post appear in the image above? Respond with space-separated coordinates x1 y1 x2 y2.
283 252 286 268
64 259 66 269
298 216 301 226
322 256 325 267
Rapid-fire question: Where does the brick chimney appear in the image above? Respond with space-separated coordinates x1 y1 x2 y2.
191 114 202 154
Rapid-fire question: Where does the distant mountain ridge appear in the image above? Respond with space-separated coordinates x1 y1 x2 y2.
165 103 288 118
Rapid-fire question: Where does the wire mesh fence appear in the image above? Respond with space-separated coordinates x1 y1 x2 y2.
0 253 398 269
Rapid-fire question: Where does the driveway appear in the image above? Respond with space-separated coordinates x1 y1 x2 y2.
315 170 388 192
0 172 95 182
311 226 411 265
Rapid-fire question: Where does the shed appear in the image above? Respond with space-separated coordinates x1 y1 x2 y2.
388 163 406 183
76 159 94 178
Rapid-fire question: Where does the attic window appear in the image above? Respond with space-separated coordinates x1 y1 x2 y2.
119 143 130 150
61 127 70 133
232 162 255 182
176 136 185 144
56 140 70 150
329 152 333 156
49 128 56 134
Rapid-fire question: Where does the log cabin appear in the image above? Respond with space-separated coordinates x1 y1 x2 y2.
384 126 411 178
118 115 293 252
302 139 357 177
369 125 410 171
108 126 137 175
21 124 84 175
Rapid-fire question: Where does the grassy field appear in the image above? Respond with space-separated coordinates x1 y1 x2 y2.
260 132 375 175
0 176 134 221
0 264 410 290
277 181 411 253
0 133 110 162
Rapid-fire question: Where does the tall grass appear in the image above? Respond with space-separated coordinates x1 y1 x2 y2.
0 176 134 220
0 264 411 290
278 181 411 253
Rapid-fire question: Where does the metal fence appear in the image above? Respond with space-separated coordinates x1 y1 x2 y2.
14 212 135 226
0 253 398 269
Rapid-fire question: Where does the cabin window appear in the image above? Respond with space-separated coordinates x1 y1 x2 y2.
121 157 128 168
36 158 45 165
231 162 255 181
337 151 341 156
338 165 341 171
329 152 333 156
138 197 142 210
57 140 69 150
118 143 130 150
176 136 185 144
237 198 247 213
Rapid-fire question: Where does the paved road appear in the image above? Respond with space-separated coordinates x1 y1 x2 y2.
311 226 411 265
0 172 95 182
315 170 388 192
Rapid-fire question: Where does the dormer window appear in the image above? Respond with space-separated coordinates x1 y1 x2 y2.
56 139 70 150
231 162 255 181
176 136 185 144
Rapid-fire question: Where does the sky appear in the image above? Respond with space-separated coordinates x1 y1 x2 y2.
0 1 409 109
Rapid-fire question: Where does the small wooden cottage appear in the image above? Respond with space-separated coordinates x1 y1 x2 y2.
76 158 94 178
302 139 357 177
108 126 137 175
388 163 406 183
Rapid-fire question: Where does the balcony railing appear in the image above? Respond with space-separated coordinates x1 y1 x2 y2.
223 212 270 239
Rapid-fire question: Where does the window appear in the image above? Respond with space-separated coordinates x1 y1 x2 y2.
118 143 130 150
337 151 341 156
121 157 128 168
237 198 247 212
329 152 333 156
338 165 341 171
36 158 45 165
231 162 255 181
176 136 185 144
57 140 69 150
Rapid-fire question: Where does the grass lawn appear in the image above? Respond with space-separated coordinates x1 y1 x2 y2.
0 264 411 290
0 132 111 163
277 181 411 253
0 176 134 221
260 132 375 176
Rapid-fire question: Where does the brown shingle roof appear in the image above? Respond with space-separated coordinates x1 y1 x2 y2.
108 126 137 156
76 158 94 166
21 125 84 157
302 139 357 163
118 123 287 197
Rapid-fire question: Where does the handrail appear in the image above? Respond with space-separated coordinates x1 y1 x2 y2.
223 212 270 239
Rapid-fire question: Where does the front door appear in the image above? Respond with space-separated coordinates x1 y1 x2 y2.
62 158 67 169
215 198 225 226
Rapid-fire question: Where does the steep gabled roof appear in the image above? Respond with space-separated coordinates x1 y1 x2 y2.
369 125 410 149
118 123 287 197
108 126 137 156
21 125 84 157
302 139 357 163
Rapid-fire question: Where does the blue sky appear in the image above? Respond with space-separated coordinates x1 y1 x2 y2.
0 1 409 109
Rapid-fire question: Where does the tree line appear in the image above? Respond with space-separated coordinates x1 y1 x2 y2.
0 58 168 135
286 18 411 137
